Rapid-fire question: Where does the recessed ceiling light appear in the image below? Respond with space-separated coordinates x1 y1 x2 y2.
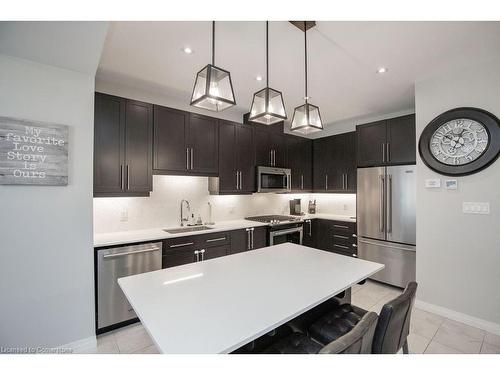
377 67 388 74
183 47 193 54
255 75 263 81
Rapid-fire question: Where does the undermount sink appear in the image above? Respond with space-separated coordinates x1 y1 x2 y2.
163 226 214 234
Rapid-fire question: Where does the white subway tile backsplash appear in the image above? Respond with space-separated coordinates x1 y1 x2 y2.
93 175 356 233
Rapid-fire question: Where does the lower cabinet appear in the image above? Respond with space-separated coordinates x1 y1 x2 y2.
314 219 358 258
302 219 316 247
230 227 267 254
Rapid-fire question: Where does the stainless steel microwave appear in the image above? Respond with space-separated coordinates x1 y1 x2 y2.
257 166 291 193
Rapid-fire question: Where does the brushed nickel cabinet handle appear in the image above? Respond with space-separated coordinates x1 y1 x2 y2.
126 165 130 190
333 224 349 229
325 174 328 190
239 171 243 190
236 171 239 190
170 242 194 248
387 143 391 162
382 143 386 163
301 174 304 190
194 250 200 262
206 237 226 243
333 244 350 250
120 165 124 190
190 148 194 170
186 148 189 170
334 234 349 240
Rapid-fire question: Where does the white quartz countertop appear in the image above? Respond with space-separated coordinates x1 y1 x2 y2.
118 243 383 354
300 213 356 222
93 219 269 248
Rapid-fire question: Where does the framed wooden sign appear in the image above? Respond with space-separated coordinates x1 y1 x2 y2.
0 116 69 185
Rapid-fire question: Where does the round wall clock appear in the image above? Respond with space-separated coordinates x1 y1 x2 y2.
419 107 500 176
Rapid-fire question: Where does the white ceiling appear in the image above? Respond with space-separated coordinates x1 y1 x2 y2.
0 21 109 74
97 21 500 128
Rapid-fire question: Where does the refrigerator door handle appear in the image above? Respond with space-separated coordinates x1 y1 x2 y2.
388 174 393 233
379 175 385 233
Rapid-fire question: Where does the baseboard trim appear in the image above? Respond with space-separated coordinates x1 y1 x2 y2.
59 335 97 352
415 299 500 336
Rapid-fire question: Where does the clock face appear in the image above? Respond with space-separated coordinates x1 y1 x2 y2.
429 118 489 165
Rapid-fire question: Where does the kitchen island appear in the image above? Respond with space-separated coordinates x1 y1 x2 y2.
118 242 383 353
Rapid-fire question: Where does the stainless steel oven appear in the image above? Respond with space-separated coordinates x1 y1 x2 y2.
269 224 303 246
257 166 291 193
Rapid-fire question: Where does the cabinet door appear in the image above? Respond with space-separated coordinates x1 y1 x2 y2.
302 219 315 247
124 100 152 193
230 229 249 254
218 121 237 193
387 114 416 165
252 227 267 249
325 135 345 192
313 138 328 191
286 136 303 190
356 120 387 167
153 105 188 173
202 244 230 261
236 124 255 193
269 132 286 167
188 113 219 175
254 128 271 167
162 248 197 269
94 93 125 194
343 131 357 193
300 139 313 191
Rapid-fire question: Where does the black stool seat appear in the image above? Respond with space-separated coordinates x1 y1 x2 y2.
309 304 368 345
261 332 323 354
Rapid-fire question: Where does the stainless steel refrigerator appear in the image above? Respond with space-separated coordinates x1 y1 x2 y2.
357 165 416 288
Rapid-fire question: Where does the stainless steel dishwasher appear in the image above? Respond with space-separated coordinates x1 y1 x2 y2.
97 242 162 331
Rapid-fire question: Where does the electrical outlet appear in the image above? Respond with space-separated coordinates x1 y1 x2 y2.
462 202 490 215
120 208 128 222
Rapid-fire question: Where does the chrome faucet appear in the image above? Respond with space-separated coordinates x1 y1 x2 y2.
180 199 191 226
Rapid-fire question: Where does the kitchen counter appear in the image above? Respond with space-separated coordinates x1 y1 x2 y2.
94 215 356 248
299 213 356 222
94 219 268 248
118 243 383 353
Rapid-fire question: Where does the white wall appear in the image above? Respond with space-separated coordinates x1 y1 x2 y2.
0 55 96 348
94 175 356 233
415 58 500 329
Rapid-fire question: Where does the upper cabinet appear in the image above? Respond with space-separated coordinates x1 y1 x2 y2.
313 131 356 193
214 120 255 194
254 125 286 167
357 114 415 167
94 93 152 197
286 135 312 191
153 105 218 176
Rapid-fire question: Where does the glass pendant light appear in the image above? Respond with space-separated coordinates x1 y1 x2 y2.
190 21 236 112
290 21 323 134
248 21 287 125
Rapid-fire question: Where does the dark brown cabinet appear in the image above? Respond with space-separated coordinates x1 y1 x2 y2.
216 121 255 194
302 219 317 247
313 131 356 193
230 227 267 254
254 126 286 167
315 219 357 258
94 93 152 197
286 135 312 191
153 105 218 176
357 114 415 167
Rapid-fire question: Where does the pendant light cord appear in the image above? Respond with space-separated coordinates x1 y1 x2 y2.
266 21 269 87
304 21 308 103
212 21 215 65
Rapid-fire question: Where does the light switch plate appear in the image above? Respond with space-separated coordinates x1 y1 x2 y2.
425 178 441 188
462 202 490 215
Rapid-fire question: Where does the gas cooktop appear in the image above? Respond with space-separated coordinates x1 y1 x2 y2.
245 215 303 225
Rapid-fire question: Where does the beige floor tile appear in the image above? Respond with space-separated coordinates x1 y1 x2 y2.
424 341 463 354
484 332 500 347
74 332 119 354
351 289 380 310
410 308 445 339
433 319 485 354
480 342 500 354
132 345 160 354
114 323 154 354
407 333 431 354
368 301 386 314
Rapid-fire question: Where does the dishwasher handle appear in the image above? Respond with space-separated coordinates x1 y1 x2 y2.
102 246 161 259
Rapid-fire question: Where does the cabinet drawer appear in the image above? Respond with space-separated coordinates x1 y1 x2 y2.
330 221 356 234
197 232 231 247
162 248 197 268
163 236 197 252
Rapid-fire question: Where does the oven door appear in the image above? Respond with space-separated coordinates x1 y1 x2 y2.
269 227 303 246
257 166 291 193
